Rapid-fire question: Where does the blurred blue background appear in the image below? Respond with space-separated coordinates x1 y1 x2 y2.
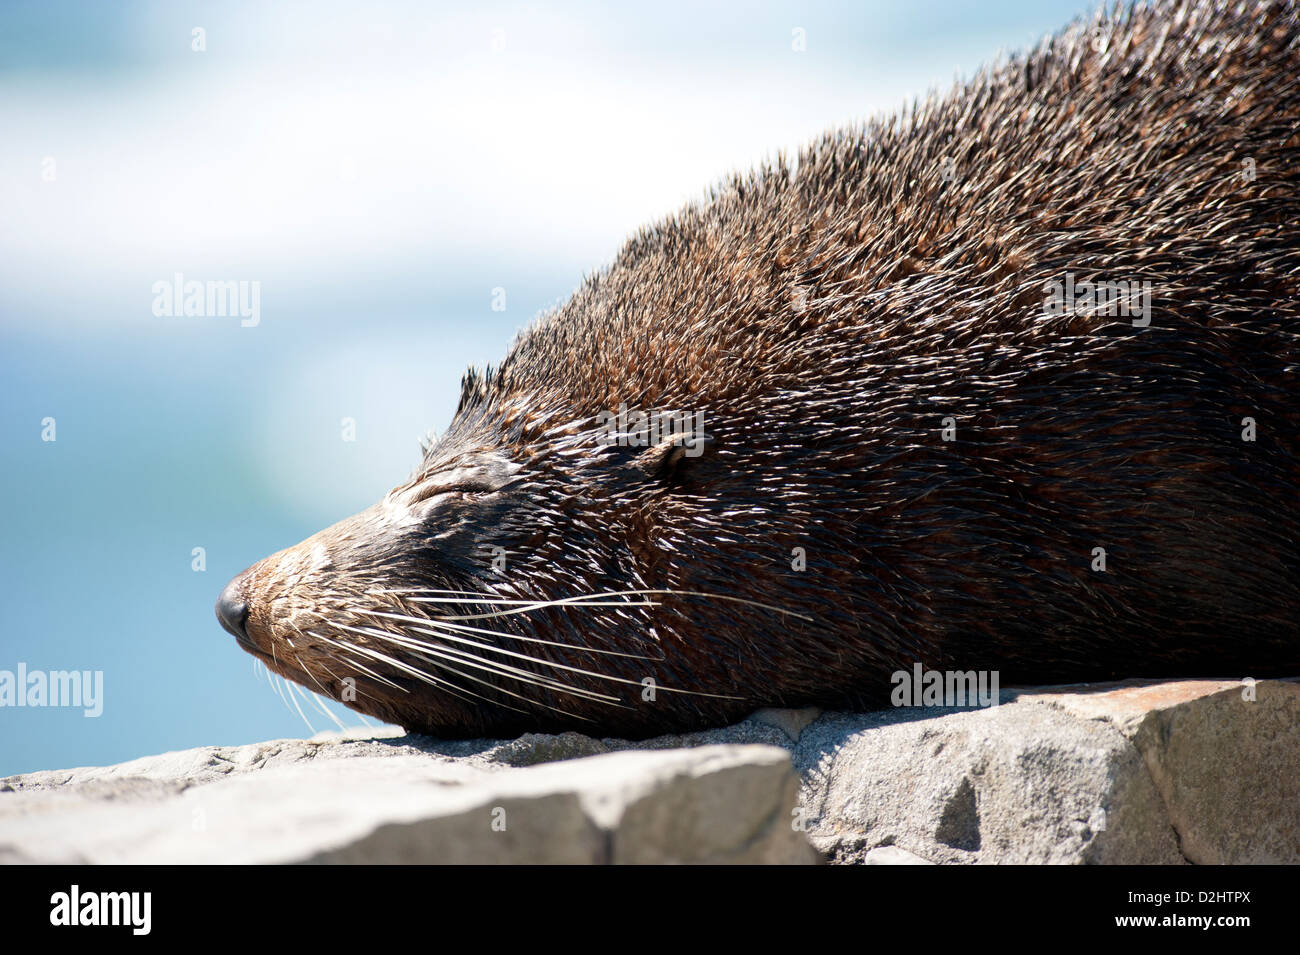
0 0 1086 774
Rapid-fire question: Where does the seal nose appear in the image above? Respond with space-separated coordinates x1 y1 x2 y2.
215 575 251 642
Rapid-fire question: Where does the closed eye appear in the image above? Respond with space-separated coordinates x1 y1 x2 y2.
399 455 522 507
411 481 500 505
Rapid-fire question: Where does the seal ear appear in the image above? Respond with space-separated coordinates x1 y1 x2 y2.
634 431 715 481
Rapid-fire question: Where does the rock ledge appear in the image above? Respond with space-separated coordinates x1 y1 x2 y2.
2 678 1294 864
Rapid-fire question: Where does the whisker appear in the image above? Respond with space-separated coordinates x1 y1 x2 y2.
312 631 492 712
350 607 656 660
438 597 660 621
580 588 816 623
344 616 639 695
401 648 598 722
376 586 815 623
269 671 290 710
316 659 382 707
297 661 349 732
284 675 318 734
340 622 623 707
370 587 519 598
412 641 622 706
316 629 545 716
308 691 348 732
420 618 745 701
318 645 561 722
344 614 741 702
306 634 409 693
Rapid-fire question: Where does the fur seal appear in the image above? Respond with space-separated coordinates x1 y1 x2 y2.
217 0 1300 738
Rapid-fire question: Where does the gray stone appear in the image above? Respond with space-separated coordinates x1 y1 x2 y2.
0 742 816 865
1014 678 1300 863
795 678 1299 864
3 677 1295 864
863 845 934 864
794 696 1183 864
749 707 824 741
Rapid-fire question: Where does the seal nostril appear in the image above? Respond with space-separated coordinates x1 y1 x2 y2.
215 577 251 642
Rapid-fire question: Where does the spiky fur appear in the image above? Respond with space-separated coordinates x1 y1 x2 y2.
230 0 1300 738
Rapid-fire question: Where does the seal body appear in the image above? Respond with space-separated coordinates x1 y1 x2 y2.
217 0 1300 738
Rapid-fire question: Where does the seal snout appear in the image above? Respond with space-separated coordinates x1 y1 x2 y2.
215 572 252 646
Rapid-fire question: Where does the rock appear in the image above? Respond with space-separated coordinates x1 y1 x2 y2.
796 694 1183 864
863 846 934 864
0 742 816 865
2 678 1294 864
749 707 824 741
1015 678 1300 863
797 678 1299 864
